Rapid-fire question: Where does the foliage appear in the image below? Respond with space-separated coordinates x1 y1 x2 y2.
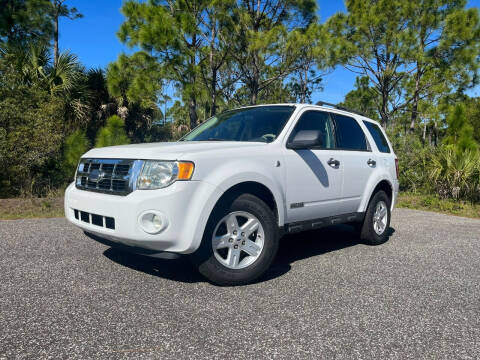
339 76 379 120
0 0 53 44
1 0 480 206
116 0 322 130
443 103 478 154
144 123 175 143
0 78 64 196
285 23 334 103
95 115 130 148
397 193 480 218
391 133 480 202
389 133 432 193
327 0 480 128
464 97 480 144
428 147 480 201
227 0 317 105
63 130 89 176
106 52 163 142
117 0 209 129
107 52 162 110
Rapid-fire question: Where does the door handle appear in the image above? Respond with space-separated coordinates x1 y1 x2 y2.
327 158 340 167
367 159 376 166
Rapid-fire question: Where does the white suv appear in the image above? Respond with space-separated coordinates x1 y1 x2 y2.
65 103 399 285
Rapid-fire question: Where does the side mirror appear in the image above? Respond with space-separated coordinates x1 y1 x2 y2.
287 130 323 150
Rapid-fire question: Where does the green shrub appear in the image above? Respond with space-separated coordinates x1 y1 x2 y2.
428 146 480 202
389 135 432 193
443 104 478 154
143 122 174 142
95 115 130 148
63 130 89 176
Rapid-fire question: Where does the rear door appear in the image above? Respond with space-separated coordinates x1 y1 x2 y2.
284 109 345 223
362 120 396 179
332 113 376 213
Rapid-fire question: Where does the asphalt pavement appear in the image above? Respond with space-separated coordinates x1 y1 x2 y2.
0 208 479 359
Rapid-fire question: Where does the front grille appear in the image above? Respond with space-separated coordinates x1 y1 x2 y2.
75 158 140 195
74 209 115 229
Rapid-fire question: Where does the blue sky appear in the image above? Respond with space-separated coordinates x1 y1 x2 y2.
60 0 480 104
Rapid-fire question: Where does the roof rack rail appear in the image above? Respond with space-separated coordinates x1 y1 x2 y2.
315 101 367 117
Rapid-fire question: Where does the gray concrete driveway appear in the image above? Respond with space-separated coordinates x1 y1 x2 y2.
1 209 479 359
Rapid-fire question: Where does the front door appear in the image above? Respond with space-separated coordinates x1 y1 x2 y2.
284 110 345 223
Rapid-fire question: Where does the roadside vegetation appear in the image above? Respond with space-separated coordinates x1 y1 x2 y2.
1 0 479 218
397 193 480 219
0 193 64 220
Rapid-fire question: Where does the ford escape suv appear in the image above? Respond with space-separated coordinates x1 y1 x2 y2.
65 103 399 285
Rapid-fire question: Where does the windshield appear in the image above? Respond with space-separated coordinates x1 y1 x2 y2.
182 105 295 143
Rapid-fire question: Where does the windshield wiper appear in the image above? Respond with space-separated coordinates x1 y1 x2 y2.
206 138 227 141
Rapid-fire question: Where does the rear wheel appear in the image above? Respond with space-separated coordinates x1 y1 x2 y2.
359 190 391 245
192 193 279 286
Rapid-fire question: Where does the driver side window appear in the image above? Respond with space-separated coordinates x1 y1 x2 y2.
289 110 335 149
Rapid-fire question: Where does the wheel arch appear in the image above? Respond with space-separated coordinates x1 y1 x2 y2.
189 179 284 254
360 179 394 212
211 181 281 225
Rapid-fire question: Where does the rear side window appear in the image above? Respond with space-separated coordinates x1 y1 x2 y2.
363 121 391 153
332 114 368 151
289 111 336 149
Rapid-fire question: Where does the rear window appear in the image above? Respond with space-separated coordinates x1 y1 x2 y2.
332 114 368 151
363 121 391 153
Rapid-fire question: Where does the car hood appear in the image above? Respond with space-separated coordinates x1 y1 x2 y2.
82 141 268 160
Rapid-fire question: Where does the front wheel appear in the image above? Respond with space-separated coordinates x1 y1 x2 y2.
192 193 279 286
359 190 391 245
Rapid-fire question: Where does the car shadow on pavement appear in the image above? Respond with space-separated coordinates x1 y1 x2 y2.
103 247 205 283
261 225 395 283
102 224 395 285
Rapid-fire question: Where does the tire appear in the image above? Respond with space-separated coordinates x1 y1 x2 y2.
191 193 279 286
359 190 391 245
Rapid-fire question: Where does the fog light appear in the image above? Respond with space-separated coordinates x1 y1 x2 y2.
152 215 162 230
138 211 168 234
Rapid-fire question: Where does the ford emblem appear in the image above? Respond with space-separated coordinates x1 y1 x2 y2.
89 169 105 182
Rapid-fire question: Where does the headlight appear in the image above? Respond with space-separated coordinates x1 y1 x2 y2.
137 161 194 190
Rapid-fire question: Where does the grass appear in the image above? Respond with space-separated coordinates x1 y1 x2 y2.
1 192 479 220
397 193 480 219
0 196 64 220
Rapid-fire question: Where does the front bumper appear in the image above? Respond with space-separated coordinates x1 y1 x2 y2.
64 180 222 253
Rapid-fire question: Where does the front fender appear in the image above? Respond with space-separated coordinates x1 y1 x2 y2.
205 160 285 225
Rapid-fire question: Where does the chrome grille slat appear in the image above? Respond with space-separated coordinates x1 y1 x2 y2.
75 158 140 196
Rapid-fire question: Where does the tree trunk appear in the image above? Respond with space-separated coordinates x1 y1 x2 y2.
54 13 59 66
209 24 217 117
210 85 217 116
409 69 421 133
410 98 418 133
189 97 198 130
428 123 432 145
250 84 258 105
300 66 308 103
422 121 427 145
380 92 389 129
250 49 260 105
164 100 167 125
187 32 198 129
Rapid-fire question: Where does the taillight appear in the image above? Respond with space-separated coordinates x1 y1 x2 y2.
395 158 399 179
